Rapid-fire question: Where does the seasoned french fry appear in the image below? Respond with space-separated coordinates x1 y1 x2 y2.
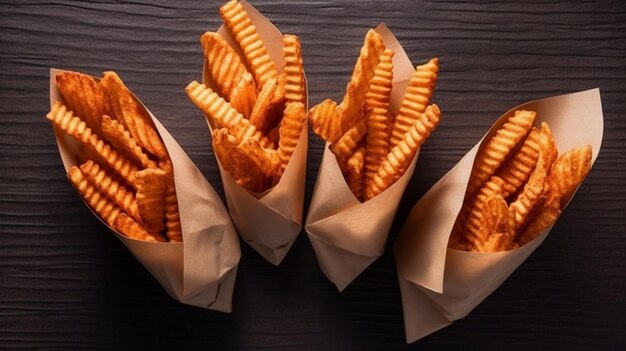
249 77 278 133
345 145 366 201
364 104 441 200
101 71 167 160
159 160 182 242
229 72 257 118
309 99 341 143
212 128 265 192
510 122 557 229
283 34 305 105
545 145 592 207
114 213 166 242
56 71 111 137
47 102 139 186
329 117 368 169
134 168 167 233
186 81 274 148
67 166 121 227
220 0 277 88
337 29 385 133
101 115 157 169
364 48 394 189
238 138 281 178
278 102 306 173
80 160 140 223
463 176 506 250
473 194 516 252
496 127 541 199
389 58 439 148
466 110 536 198
202 31 251 99
516 197 561 246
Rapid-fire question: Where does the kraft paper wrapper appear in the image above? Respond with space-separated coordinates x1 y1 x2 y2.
394 89 604 343
305 23 422 292
49 69 241 312
201 0 307 266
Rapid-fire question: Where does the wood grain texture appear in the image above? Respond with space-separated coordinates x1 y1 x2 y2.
1 0 625 349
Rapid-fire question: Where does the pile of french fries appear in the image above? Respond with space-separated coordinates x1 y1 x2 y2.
308 29 441 202
186 0 306 193
46 71 181 243
449 111 592 252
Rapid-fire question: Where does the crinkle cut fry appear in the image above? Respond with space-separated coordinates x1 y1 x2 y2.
201 31 251 99
329 117 368 169
46 102 139 186
278 102 306 173
101 115 157 169
283 34 305 105
495 127 541 199
364 104 441 200
220 0 277 88
159 160 183 242
345 145 366 201
309 99 341 143
185 81 274 148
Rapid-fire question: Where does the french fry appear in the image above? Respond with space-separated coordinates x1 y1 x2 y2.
510 122 557 229
463 176 506 250
249 77 278 133
337 29 385 133
101 71 168 160
309 99 341 143
46 102 139 186
389 58 439 148
220 0 277 88
101 115 157 169
545 145 592 207
114 213 166 242
186 81 274 148
496 127 541 199
68 166 121 227
202 31 251 99
283 34 305 105
159 160 182 242
212 128 265 192
134 168 167 233
278 102 306 173
79 160 140 223
56 71 111 137
364 104 441 200
466 110 536 198
329 117 368 169
238 138 281 178
345 145 366 201
364 48 394 189
473 194 516 252
229 72 257 118
516 197 561 246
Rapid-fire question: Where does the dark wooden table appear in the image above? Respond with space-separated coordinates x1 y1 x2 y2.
1 1 625 349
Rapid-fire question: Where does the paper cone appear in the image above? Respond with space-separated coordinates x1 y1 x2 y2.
201 0 308 266
395 89 604 342
305 23 427 291
49 69 241 312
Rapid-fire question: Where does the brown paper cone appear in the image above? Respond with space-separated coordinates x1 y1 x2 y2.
201 0 308 266
305 23 425 291
395 89 604 342
49 69 241 312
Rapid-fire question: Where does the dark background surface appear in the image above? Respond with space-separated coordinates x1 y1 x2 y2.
1 0 625 349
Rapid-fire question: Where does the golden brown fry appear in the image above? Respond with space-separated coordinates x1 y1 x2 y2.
345 145 366 201
516 197 561 246
46 102 139 186
220 0 277 88
496 127 541 199
186 81 274 148
337 29 385 133
364 48 394 189
201 31 251 99
101 115 157 169
249 77 278 133
67 166 121 227
473 194 516 252
79 160 140 223
510 122 558 229
309 98 341 143
114 212 166 242
56 71 111 137
159 160 182 242
101 71 167 160
463 176 506 249
238 138 281 178
283 34 305 105
545 145 592 207
389 58 439 148
278 102 306 173
329 117 368 168
229 72 257 118
364 104 441 200
134 168 167 233
212 128 265 192
466 110 536 198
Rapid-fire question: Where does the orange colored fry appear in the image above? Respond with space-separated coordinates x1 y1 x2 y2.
229 72 257 118
496 127 541 199
134 168 167 233
278 102 306 173
345 145 366 201
329 117 368 169
546 145 593 207
283 34 305 105
101 115 157 169
201 31 251 99
309 99 341 143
